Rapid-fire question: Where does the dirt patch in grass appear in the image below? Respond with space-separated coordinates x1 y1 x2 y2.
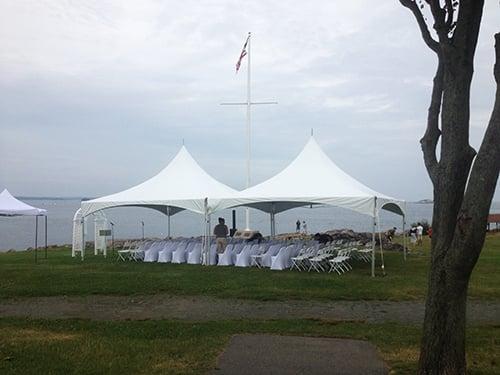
4 328 78 342
0 294 499 324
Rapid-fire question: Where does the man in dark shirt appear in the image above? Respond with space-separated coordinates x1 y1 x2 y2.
214 217 228 253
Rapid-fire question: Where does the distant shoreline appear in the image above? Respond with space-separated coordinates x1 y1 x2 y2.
17 197 94 201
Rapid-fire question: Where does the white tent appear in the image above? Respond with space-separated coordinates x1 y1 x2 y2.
214 137 407 276
74 146 239 260
0 189 48 261
0 189 47 216
80 146 237 217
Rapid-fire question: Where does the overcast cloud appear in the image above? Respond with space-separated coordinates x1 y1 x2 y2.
0 0 499 201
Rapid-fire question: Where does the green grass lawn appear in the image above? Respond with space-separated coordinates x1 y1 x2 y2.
0 234 498 374
0 318 497 375
0 233 499 301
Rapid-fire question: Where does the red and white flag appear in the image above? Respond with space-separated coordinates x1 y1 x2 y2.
235 34 250 73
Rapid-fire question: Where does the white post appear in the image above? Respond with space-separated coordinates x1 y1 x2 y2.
81 217 85 260
220 32 277 230
245 32 252 230
371 197 377 277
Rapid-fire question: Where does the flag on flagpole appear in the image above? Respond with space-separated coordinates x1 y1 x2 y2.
235 34 250 73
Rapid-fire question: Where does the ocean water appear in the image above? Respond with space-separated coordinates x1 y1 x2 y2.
1 199 499 251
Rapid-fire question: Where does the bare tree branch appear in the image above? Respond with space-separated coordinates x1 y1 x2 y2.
420 59 443 184
452 0 484 60
455 33 500 271
400 0 440 53
444 0 454 31
425 0 451 42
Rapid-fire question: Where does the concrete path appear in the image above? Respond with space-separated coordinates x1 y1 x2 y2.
210 334 389 375
0 294 499 324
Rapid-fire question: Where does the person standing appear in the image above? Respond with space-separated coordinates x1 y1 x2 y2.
302 220 308 234
296 220 301 233
386 227 397 243
214 217 228 254
410 225 417 247
416 222 424 245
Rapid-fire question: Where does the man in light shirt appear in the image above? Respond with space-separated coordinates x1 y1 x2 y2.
416 223 424 245
214 217 228 253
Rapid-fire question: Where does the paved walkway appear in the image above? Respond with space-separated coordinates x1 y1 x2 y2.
0 294 498 324
210 334 388 375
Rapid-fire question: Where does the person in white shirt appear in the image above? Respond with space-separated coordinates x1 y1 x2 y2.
302 221 308 234
416 223 424 245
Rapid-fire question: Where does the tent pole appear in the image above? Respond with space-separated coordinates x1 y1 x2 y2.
167 214 171 238
34 215 38 263
44 215 48 259
371 197 377 277
402 215 407 261
81 218 85 260
203 198 209 266
208 214 212 265
269 212 273 238
378 214 385 276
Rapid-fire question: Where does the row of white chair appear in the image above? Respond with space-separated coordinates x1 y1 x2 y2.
119 238 369 274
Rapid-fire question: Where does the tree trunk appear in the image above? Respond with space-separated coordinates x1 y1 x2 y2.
418 32 500 375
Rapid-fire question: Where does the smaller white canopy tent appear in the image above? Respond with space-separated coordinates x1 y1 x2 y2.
74 146 239 261
0 189 47 216
0 189 48 261
214 137 407 276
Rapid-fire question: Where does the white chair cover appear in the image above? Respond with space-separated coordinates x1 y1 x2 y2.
144 241 163 262
172 242 189 263
208 243 218 265
260 244 282 268
271 245 295 270
217 244 234 266
187 242 202 264
235 244 260 267
158 241 177 263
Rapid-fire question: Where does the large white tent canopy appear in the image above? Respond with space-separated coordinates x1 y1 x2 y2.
214 137 406 218
73 137 407 274
80 145 239 218
73 146 239 259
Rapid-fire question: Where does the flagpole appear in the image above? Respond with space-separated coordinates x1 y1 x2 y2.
245 32 251 230
220 32 277 232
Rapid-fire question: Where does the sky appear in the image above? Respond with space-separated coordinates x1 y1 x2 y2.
0 0 499 201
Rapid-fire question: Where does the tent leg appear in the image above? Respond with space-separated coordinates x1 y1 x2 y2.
203 198 209 266
45 216 48 259
378 217 385 276
402 216 407 261
35 216 38 263
270 212 275 238
207 214 212 265
81 218 85 261
167 214 171 238
371 216 375 277
371 197 377 277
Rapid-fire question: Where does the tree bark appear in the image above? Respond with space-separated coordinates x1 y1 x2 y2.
398 1 500 374
418 30 499 375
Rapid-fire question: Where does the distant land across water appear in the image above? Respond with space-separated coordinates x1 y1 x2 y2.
1 198 499 251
